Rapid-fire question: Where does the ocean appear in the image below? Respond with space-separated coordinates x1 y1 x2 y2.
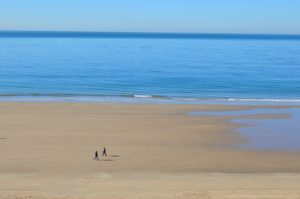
1 31 300 104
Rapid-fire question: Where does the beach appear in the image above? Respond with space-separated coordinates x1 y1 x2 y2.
1 3 300 198
1 102 300 199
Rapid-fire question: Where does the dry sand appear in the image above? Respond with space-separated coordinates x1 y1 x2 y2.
1 102 300 199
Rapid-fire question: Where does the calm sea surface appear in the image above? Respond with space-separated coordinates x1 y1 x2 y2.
1 31 300 103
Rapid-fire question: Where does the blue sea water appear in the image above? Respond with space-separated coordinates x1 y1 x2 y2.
1 31 300 103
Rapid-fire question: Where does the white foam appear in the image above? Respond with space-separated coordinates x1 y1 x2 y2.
0 95 300 105
134 94 153 98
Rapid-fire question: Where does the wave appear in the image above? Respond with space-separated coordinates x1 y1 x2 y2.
0 94 300 104
226 98 300 102
133 94 153 98
170 97 300 103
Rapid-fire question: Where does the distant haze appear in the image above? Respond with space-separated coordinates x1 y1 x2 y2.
1 0 300 34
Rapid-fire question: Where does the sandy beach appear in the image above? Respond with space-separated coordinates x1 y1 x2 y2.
1 102 300 199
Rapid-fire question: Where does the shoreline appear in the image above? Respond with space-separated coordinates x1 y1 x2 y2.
1 95 300 106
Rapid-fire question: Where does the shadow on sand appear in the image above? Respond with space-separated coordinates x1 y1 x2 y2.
109 155 120 158
99 159 114 161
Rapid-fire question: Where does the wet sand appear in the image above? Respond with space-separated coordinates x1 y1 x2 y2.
1 102 300 199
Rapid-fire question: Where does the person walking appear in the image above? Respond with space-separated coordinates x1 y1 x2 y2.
94 151 99 160
102 147 107 157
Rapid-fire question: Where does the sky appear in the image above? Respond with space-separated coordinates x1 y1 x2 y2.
1 0 300 34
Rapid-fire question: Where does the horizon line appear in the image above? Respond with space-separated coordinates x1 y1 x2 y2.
1 30 300 36
1 30 300 40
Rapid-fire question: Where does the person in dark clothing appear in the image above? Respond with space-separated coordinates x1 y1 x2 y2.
94 151 99 160
102 147 107 157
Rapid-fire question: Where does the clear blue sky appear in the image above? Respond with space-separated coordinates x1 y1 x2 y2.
1 0 300 34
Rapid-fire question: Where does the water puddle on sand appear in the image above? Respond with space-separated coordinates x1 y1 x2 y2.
190 108 300 151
